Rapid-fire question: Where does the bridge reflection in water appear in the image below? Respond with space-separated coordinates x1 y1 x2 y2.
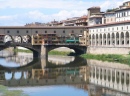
0 55 88 90
0 55 130 96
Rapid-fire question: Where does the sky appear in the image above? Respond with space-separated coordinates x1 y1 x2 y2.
0 0 129 26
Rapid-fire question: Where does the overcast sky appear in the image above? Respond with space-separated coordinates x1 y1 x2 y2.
0 0 128 26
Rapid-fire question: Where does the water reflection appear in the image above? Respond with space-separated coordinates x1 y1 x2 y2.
1 52 130 95
88 59 130 96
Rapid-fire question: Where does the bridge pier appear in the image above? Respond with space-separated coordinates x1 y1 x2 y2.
41 45 48 59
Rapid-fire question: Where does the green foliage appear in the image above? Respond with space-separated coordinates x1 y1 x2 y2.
14 48 32 53
0 85 28 96
128 51 130 55
81 54 130 65
48 50 72 56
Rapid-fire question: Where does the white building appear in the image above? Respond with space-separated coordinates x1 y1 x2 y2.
87 1 130 54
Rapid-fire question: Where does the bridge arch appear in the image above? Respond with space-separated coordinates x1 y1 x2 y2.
47 45 86 56
4 35 14 43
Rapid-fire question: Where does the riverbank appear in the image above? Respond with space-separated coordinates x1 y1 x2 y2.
48 50 73 55
14 48 32 53
0 85 27 96
81 54 130 65
14 48 130 65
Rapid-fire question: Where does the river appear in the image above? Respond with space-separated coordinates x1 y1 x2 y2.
0 51 130 96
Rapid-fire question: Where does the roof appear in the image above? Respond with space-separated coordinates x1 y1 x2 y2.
89 15 102 19
0 26 86 29
105 12 115 14
87 6 100 10
87 20 130 28
115 7 130 11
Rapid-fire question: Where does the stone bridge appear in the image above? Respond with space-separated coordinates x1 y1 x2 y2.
0 26 89 58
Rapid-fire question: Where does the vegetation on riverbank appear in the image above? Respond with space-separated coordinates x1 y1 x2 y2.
81 54 130 65
13 48 130 65
48 50 73 56
0 85 28 96
14 48 32 53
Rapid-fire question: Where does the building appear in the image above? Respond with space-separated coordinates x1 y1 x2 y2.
115 1 130 22
75 15 88 26
87 1 130 54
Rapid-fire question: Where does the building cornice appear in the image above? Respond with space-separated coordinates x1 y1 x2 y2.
87 20 130 28
0 26 86 29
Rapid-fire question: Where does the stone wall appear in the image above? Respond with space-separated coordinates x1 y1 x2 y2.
87 47 130 54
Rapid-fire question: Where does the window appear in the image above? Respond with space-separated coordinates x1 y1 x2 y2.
63 30 65 33
45 31 47 33
112 28 114 31
80 30 82 33
54 30 56 33
72 30 74 33
26 30 28 33
17 30 19 33
7 30 10 33
35 31 38 33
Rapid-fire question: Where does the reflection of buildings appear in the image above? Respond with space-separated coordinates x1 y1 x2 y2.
48 55 75 65
0 65 89 88
32 66 89 80
88 59 130 95
6 56 33 66
88 84 130 96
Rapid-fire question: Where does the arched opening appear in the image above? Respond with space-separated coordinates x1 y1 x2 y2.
4 35 13 43
14 72 22 80
14 35 22 43
126 32 129 45
49 47 75 56
96 68 99 79
112 33 115 45
121 72 124 84
116 71 120 83
99 34 102 45
22 35 31 43
126 73 129 85
121 32 124 45
93 68 95 78
104 69 106 80
96 34 98 45
112 70 115 82
92 34 95 46
89 35 91 45
100 69 102 79
103 33 106 45
116 32 119 45
107 33 110 45
108 70 111 81
5 72 12 80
